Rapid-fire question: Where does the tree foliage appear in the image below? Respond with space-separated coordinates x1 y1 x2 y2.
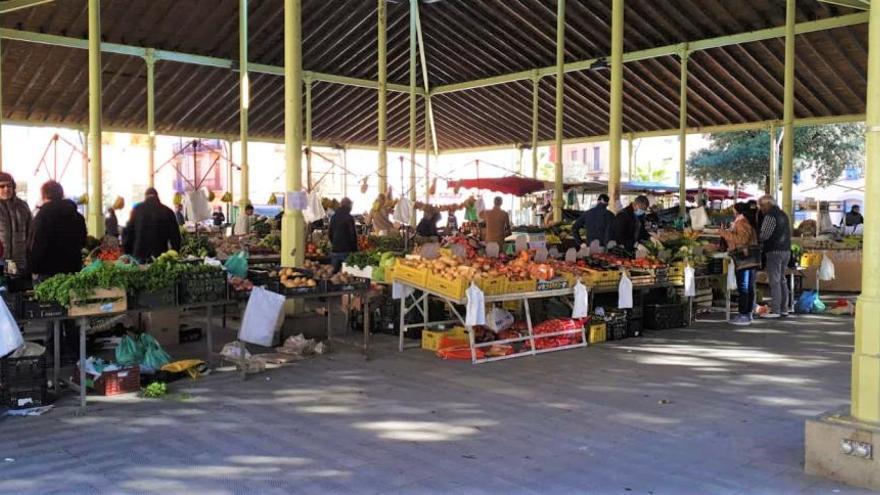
687 123 864 189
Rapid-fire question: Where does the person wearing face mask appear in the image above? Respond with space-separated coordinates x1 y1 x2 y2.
0 172 33 275
613 195 650 251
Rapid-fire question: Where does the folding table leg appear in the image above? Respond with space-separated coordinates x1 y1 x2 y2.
205 305 214 365
53 320 60 392
78 318 87 410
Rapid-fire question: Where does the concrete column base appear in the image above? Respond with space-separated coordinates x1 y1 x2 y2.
805 408 880 491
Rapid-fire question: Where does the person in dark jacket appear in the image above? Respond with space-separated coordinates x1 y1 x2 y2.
123 188 182 261
758 195 792 318
28 181 87 279
104 208 119 239
0 172 32 274
328 197 358 272
572 193 615 247
613 195 650 251
212 206 225 228
416 208 441 239
174 203 186 226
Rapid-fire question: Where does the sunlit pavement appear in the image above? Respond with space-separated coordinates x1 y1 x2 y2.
0 314 872 494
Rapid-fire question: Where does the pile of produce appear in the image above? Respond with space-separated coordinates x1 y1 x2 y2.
256 232 281 252
180 231 217 258
303 260 334 280
278 268 318 289
229 276 254 293
345 250 383 270
327 271 359 286
35 261 139 307
306 241 328 258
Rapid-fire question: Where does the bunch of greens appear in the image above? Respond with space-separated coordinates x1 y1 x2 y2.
367 236 403 252
141 381 167 399
180 231 217 258
345 250 383 269
35 262 139 306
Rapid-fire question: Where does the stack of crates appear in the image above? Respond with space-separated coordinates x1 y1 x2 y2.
1 354 49 409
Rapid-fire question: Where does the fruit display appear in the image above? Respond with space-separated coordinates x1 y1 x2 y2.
229 276 254 292
589 253 665 270
180 231 218 258
303 260 334 280
278 268 317 289
327 271 360 286
306 242 327 258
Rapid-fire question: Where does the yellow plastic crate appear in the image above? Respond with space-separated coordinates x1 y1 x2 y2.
426 274 468 300
476 276 507 296
506 279 537 294
669 263 685 278
588 322 606 344
581 268 620 284
393 261 428 288
421 328 469 351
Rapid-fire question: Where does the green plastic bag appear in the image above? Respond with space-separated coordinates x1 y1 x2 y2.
465 205 478 222
224 251 249 279
116 335 144 366
140 333 171 370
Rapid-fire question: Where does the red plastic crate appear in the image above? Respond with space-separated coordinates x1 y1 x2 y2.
75 366 140 396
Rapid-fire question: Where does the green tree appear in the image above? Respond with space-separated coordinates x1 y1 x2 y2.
687 123 864 190
634 167 669 184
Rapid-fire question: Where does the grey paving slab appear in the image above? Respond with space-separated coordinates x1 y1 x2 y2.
0 313 874 494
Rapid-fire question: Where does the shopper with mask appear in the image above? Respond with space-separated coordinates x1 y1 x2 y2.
613 195 650 251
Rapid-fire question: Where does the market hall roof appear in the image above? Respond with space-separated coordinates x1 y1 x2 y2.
0 0 869 151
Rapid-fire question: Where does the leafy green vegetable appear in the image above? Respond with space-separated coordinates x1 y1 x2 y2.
345 250 383 269
141 381 167 398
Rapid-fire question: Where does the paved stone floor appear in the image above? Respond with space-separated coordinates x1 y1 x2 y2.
0 312 874 494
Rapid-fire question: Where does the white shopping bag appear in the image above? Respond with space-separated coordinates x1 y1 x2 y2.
684 264 696 297
618 272 633 309
238 287 286 347
392 281 414 300
514 235 529 253
393 197 413 225
475 197 486 215
485 242 500 258
185 189 212 223
727 258 738 291
572 281 590 319
487 307 514 333
690 206 709 231
565 248 577 263
0 292 23 357
302 191 326 223
465 283 486 326
819 254 836 281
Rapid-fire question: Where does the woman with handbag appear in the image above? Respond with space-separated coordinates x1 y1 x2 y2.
721 203 760 326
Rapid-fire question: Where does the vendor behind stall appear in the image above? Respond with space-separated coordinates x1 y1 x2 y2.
572 193 614 247
416 207 441 240
480 196 511 245
329 197 358 272
613 195 650 251
370 193 395 235
233 204 256 236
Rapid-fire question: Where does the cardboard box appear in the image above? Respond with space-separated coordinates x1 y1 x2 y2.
801 250 861 293
142 310 181 348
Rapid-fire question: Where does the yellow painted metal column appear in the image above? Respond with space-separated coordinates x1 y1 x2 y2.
678 46 689 217
377 0 388 194
769 125 778 197
145 49 155 188
305 77 312 191
781 0 796 220
408 0 417 222
282 0 303 268
86 0 104 237
608 0 624 209
531 73 540 179
553 0 565 220
239 0 250 208
852 0 880 423
0 36 4 172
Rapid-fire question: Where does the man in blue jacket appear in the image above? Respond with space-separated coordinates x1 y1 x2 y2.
572 194 615 247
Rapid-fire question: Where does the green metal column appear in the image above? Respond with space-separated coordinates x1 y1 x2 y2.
781 0 796 220
409 0 417 223
0 36 4 172
852 0 880 424
553 0 565 220
608 0 624 209
678 46 689 217
145 49 155 188
531 73 540 179
86 0 103 237
769 125 778 197
239 0 250 208
305 77 312 191
282 0 303 268
377 0 388 194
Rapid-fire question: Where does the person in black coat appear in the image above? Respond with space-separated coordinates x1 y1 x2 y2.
571 193 615 247
416 208 441 239
104 208 120 239
28 181 87 279
613 195 651 252
123 188 182 261
328 198 358 272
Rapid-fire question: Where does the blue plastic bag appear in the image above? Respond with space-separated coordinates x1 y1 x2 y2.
796 290 819 314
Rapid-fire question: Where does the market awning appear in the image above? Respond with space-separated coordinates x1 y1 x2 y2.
446 176 552 196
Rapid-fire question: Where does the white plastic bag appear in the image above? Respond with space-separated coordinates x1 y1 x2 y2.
618 272 633 309
0 293 23 357
819 254 836 281
393 197 413 225
475 197 486 214
684 264 696 297
487 307 514 333
572 281 590 319
726 258 738 291
185 189 212 223
514 235 529 253
465 283 486 326
565 248 577 263
485 242 500 258
392 281 414 300
238 287 286 347
689 206 709 231
302 191 326 223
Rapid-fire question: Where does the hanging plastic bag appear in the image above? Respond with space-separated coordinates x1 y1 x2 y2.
572 281 589 319
140 333 171 370
689 206 709 231
392 281 414 300
487 307 514 333
684 264 696 297
818 254 836 281
475 197 486 214
302 191 326 223
224 251 248 279
465 203 479 222
393 197 413 225
465 282 486 326
618 272 633 309
726 258 738 291
115 334 144 366
485 242 500 258
0 292 23 358
514 235 529 253
565 248 577 263
239 287 286 347
185 189 212 223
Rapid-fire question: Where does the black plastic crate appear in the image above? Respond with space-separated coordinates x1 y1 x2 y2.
21 298 66 320
178 271 228 304
179 326 203 343
247 269 272 287
708 258 725 275
2 291 21 319
645 303 687 330
129 286 177 309
3 385 49 409
323 277 370 293
603 313 627 341
627 317 643 338
1 354 47 389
